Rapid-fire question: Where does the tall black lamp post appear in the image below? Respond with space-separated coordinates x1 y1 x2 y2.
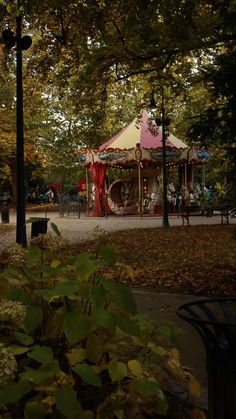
150 87 170 228
1 13 32 246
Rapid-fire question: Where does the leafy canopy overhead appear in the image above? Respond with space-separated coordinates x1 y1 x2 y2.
0 0 235 193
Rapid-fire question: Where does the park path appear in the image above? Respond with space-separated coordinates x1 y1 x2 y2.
1 209 235 253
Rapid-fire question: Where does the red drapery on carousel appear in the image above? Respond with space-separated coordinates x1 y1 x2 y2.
90 163 107 216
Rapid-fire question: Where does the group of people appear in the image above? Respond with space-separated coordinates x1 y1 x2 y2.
27 189 57 204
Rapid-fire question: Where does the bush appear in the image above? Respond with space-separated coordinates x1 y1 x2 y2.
0 231 205 418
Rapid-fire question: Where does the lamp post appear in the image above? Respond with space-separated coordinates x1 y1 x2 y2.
150 87 170 228
1 10 32 246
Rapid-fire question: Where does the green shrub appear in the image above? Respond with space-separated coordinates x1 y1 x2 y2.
0 232 204 418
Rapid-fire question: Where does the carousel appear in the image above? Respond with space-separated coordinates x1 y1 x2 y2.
78 110 210 216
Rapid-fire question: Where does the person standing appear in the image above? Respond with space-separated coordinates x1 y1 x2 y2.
46 189 54 203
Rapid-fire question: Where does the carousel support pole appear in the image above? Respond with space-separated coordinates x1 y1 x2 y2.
184 163 188 192
135 144 143 218
191 163 194 188
85 166 89 215
138 162 142 218
202 165 206 190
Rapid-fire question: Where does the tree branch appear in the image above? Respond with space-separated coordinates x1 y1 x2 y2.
112 19 126 46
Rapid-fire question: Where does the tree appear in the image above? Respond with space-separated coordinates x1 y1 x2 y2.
186 1 236 201
0 40 50 202
1 0 236 200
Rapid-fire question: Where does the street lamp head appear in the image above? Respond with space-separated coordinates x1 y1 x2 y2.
149 97 157 110
1 29 32 50
164 117 171 127
21 35 32 50
155 117 162 127
1 29 16 48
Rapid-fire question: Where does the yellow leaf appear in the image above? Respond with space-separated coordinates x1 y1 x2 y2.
51 259 61 268
8 345 30 355
188 375 201 397
190 408 207 419
7 4 13 13
148 342 166 356
66 348 86 365
114 409 124 419
167 356 180 368
128 359 142 378
131 336 145 347
165 359 184 379
41 395 55 413
34 385 56 393
168 347 180 360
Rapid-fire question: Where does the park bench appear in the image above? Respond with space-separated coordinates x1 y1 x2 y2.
181 203 203 226
214 206 236 224
181 201 236 226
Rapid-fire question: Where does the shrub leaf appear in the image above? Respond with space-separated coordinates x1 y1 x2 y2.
24 305 43 333
64 312 91 345
98 244 117 266
28 345 54 364
73 363 102 388
108 360 128 382
55 386 81 418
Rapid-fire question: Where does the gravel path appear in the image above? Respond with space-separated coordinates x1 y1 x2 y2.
1 210 235 252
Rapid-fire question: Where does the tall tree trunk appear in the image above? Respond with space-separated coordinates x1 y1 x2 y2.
9 159 17 206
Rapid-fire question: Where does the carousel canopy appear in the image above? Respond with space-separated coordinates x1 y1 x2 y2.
78 110 210 167
99 110 188 151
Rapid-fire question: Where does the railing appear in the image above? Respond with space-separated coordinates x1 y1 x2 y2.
59 197 87 218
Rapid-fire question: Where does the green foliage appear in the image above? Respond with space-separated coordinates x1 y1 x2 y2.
0 380 32 407
0 234 202 418
13 332 33 346
64 312 92 345
55 386 82 419
73 364 102 388
51 222 61 237
28 345 54 364
24 305 43 334
24 401 47 419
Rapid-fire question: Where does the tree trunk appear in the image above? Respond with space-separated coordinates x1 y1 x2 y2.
9 160 17 206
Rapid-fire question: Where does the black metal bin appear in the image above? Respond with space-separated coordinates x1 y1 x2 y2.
1 206 10 223
0 198 11 224
30 217 50 238
177 297 236 419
